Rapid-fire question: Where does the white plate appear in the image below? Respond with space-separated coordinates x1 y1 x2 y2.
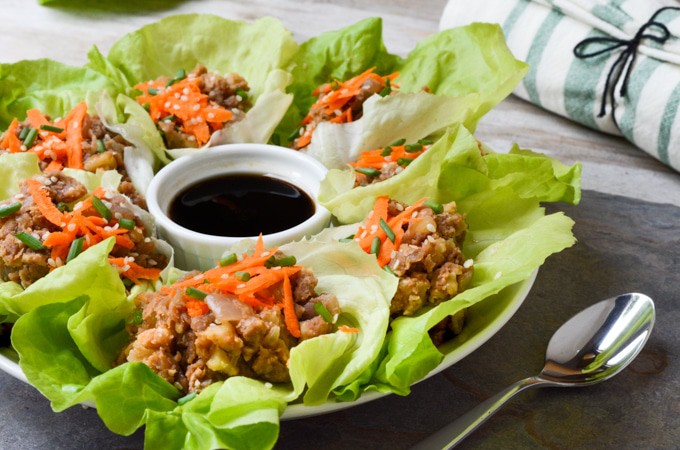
0 270 536 420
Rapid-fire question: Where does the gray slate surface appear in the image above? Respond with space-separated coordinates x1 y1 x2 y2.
1 190 678 450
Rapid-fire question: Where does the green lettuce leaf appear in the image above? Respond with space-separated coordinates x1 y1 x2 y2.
0 153 42 200
320 125 581 224
0 59 117 130
10 238 396 448
274 19 527 165
86 14 298 155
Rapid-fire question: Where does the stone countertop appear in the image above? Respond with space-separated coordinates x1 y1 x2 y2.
1 190 678 449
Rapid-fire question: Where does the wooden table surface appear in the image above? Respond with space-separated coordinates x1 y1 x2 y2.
1 1 679 449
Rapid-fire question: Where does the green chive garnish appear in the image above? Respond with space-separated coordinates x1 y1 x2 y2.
405 143 423 153
397 157 413 167
383 265 396 276
287 126 305 142
186 287 207 300
18 127 30 141
23 127 38 148
119 218 135 230
381 146 393 156
175 69 186 80
424 199 443 214
265 255 297 268
177 392 197 406
339 234 355 243
123 278 135 289
379 78 392 97
235 271 251 282
142 103 151 112
57 202 71 213
91 196 112 221
379 218 395 243
417 138 434 145
66 237 85 263
129 309 143 325
147 87 158 95
314 302 334 323
14 232 44 250
40 124 64 133
96 139 106 153
370 236 381 255
356 167 380 177
219 253 238 267
0 202 21 218
236 88 249 100
389 138 406 147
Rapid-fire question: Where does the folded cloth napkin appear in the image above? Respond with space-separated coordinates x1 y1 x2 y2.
440 0 680 172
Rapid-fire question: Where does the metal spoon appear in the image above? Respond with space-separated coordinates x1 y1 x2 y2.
412 292 655 450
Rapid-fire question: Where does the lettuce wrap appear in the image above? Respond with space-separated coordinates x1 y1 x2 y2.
86 14 299 158
274 18 528 169
10 239 397 449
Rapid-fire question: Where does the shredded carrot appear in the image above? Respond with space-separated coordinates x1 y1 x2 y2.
134 68 236 146
109 257 162 284
354 197 427 267
25 179 65 227
282 272 301 338
0 102 90 171
293 68 399 149
338 325 360 333
186 299 211 317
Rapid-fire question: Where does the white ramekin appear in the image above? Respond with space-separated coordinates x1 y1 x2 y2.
146 144 331 270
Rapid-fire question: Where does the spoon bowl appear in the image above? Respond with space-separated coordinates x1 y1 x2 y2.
413 292 655 450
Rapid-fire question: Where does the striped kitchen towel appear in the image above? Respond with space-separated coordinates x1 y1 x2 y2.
440 0 680 172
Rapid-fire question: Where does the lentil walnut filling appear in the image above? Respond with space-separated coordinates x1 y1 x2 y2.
118 247 341 395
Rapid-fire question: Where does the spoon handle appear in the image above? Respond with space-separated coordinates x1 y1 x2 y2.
411 376 549 450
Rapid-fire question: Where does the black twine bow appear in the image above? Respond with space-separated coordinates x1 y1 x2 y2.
573 6 680 125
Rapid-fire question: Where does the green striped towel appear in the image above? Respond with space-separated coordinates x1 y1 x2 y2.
440 0 680 172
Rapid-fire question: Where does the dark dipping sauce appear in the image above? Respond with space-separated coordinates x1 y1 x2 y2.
169 173 315 237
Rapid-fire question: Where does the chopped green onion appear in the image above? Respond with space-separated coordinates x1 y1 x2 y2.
404 143 423 153
66 237 85 263
235 271 251 282
142 103 151 112
147 87 158 95
123 278 135 289
424 199 443 214
379 78 391 97
56 202 71 213
379 218 395 243
236 88 249 100
397 157 413 167
383 265 396 276
118 218 135 230
23 127 38 148
370 236 381 255
339 234 355 243
91 196 112 221
389 138 406 147
186 287 207 300
417 138 434 145
40 124 64 133
14 232 44 250
0 202 21 219
314 301 334 323
177 392 197 406
18 127 30 141
356 167 380 177
287 126 305 142
175 68 186 80
265 255 297 268
129 309 143 325
381 146 393 156
96 139 106 153
219 253 238 267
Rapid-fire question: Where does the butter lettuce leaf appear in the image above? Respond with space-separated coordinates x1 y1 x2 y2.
86 14 298 155
275 19 527 165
